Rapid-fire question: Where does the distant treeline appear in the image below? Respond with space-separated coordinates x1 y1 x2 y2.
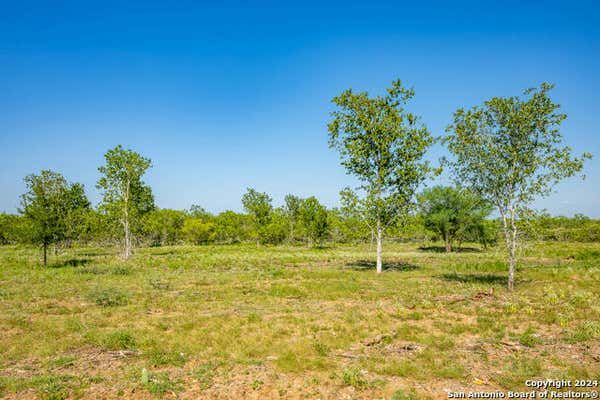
1 195 597 248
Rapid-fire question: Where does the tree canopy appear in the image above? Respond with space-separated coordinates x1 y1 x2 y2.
328 79 435 272
444 83 591 288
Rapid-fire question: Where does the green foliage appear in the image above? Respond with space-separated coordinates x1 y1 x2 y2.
213 210 254 243
284 194 302 242
327 207 371 243
259 208 288 244
241 188 272 226
19 170 90 265
142 208 186 246
181 218 216 245
328 79 434 270
97 145 154 257
524 213 600 242
298 196 330 245
0 213 22 244
418 186 493 251
444 83 591 289
242 188 273 243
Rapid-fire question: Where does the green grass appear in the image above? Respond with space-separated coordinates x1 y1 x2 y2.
0 241 599 398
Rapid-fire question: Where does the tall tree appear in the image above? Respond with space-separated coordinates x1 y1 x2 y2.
417 186 492 252
328 79 434 272
444 83 591 289
20 170 90 266
97 145 154 259
241 188 273 245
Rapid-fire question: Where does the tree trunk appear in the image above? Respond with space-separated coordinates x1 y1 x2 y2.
508 212 518 290
501 210 517 290
123 179 131 259
445 239 452 253
376 220 383 273
124 215 131 259
43 241 47 267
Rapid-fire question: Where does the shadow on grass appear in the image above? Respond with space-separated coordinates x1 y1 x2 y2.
439 272 506 285
418 246 482 253
346 260 419 272
50 258 91 268
77 250 116 257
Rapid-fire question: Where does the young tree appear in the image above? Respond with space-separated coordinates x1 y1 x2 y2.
417 186 492 252
298 196 330 246
241 188 273 245
328 79 435 272
97 145 154 259
284 194 302 242
61 182 92 248
20 170 90 266
444 83 591 289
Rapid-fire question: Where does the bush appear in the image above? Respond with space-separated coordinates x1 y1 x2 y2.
181 219 216 244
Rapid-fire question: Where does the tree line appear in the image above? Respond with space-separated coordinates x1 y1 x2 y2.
0 80 591 290
0 172 499 251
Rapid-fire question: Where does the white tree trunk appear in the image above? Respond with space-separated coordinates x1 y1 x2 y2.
508 211 517 290
123 179 131 260
124 214 131 259
501 209 517 290
376 220 383 273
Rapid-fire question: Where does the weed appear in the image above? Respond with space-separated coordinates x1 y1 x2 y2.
90 287 129 307
341 367 370 390
143 371 181 397
103 331 137 350
148 350 188 367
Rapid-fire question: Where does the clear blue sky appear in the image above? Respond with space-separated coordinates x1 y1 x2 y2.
1 1 599 216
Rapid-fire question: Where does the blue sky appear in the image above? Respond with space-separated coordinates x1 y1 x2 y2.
1 1 599 216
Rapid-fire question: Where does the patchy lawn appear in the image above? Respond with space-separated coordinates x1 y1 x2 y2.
0 242 599 399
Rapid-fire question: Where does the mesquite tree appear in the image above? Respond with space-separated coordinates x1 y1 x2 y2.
328 79 434 273
97 145 154 259
20 170 90 266
444 83 591 290
417 186 492 252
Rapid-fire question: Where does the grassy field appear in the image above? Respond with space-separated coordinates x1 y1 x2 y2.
0 241 599 399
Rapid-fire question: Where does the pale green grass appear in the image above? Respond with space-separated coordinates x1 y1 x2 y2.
0 241 599 399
